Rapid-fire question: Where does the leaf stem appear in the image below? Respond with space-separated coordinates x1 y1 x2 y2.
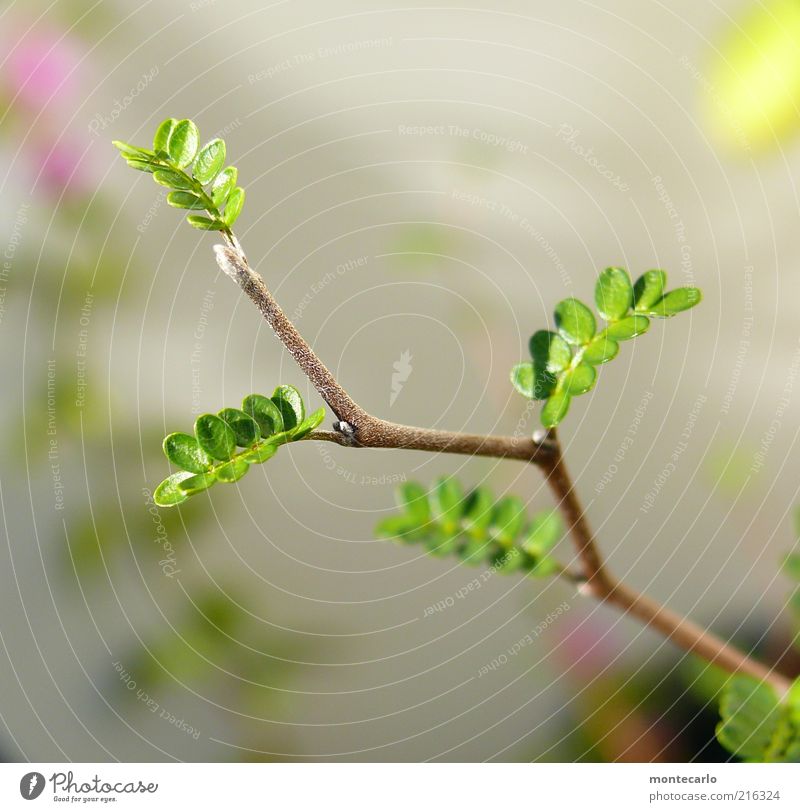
212 240 792 695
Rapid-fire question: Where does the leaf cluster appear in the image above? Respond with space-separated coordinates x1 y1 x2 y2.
716 675 800 762
511 267 702 427
113 118 244 232
376 478 563 577
155 386 324 507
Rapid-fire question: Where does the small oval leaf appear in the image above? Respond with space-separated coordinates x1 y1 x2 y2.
223 186 245 226
186 215 224 231
153 472 194 506
291 407 325 440
242 394 284 436
211 167 237 207
194 413 236 461
510 362 556 401
554 298 596 345
162 432 213 474
153 118 177 154
605 314 650 340
530 329 572 373
193 138 226 184
215 458 250 483
583 335 619 365
541 392 571 428
178 471 217 496
633 270 667 311
167 119 199 168
153 169 193 190
167 191 206 210
595 267 633 321
218 407 260 446
241 442 279 464
523 511 562 558
562 362 597 395
649 287 703 317
271 385 304 430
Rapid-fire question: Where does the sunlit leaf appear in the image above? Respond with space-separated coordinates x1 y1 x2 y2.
167 119 199 168
193 138 226 184
595 267 633 321
163 432 213 474
541 392 571 428
554 298 595 346
562 362 596 395
194 413 236 461
633 270 667 311
605 315 650 340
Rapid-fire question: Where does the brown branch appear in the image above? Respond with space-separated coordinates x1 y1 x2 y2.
213 240 792 696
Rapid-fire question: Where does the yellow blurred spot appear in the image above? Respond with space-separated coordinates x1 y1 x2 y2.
708 0 800 150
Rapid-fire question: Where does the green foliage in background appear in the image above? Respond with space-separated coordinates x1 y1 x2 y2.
156 386 324 507
511 267 702 428
376 478 563 577
113 118 244 233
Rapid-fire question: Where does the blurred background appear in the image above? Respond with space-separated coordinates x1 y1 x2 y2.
2 0 800 762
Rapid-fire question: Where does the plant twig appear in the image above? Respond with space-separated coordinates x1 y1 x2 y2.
213 240 792 696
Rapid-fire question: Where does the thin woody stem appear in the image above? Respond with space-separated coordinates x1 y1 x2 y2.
213 240 791 696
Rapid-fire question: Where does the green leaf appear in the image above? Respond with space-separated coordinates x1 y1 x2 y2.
271 385 304 430
215 458 250 483
211 167 237 207
167 191 206 210
217 408 260 446
432 476 465 529
291 407 325 440
153 472 194 507
523 511 562 558
194 413 236 461
561 362 596 395
541 392 571 428
398 481 432 526
375 515 420 541
241 442 278 464
463 487 493 538
167 119 199 168
492 496 526 546
510 362 556 401
153 118 177 154
112 140 154 160
716 676 783 760
528 557 560 578
125 158 157 173
177 471 217 495
153 169 193 190
186 215 224 231
583 335 619 365
648 288 703 317
193 138 226 184
605 315 650 340
633 270 667 311
554 298 596 346
223 186 245 226
530 330 572 373
162 432 213 474
784 552 800 581
243 394 284 436
595 267 633 321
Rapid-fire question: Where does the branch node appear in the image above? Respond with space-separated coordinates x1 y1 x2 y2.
332 420 361 447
